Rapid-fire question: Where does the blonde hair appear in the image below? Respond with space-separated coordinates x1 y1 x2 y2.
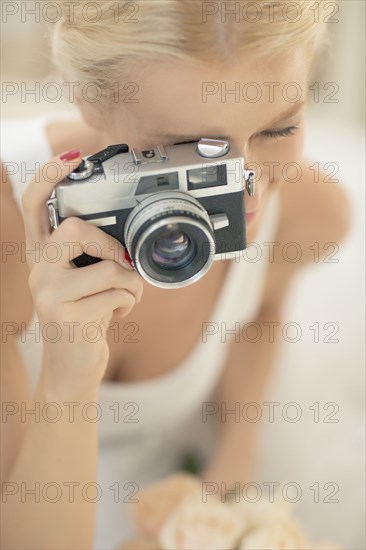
51 0 329 113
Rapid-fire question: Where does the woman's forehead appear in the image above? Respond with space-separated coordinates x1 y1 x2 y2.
113 50 309 139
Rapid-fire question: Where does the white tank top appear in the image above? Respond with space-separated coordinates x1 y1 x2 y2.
1 113 282 549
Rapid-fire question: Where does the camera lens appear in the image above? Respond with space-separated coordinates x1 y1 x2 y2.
124 192 216 288
152 225 195 269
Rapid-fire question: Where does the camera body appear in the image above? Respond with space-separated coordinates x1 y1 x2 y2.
47 138 254 288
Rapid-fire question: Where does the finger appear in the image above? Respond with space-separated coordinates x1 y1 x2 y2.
44 216 130 270
73 287 137 321
21 151 82 246
53 259 143 303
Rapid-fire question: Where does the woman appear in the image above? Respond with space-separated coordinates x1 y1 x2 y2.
1 1 351 548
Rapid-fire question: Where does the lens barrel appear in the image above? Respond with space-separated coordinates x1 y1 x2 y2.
124 192 216 288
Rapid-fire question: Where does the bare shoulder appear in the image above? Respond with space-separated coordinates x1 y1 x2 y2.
260 159 352 312
278 159 351 253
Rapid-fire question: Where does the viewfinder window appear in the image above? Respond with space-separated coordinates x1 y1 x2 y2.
187 165 227 190
135 172 179 195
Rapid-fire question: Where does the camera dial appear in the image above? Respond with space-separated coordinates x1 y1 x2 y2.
68 159 95 181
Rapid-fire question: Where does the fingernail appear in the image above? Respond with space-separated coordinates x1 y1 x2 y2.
60 150 81 162
123 251 135 270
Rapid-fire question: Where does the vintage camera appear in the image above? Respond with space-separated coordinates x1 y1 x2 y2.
47 138 255 289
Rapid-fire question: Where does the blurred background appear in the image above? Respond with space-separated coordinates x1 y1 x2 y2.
1 1 365 548
2 0 364 123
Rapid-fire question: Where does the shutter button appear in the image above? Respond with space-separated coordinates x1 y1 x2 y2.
197 138 230 158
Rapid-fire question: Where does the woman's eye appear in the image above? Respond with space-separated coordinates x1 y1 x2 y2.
257 125 299 139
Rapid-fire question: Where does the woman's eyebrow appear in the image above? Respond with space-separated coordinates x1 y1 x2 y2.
263 101 306 128
152 101 306 143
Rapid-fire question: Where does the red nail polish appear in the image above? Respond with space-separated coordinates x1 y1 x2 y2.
124 251 134 269
60 150 81 161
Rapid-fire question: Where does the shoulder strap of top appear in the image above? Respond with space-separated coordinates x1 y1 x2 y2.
1 111 81 214
215 189 282 323
257 188 282 245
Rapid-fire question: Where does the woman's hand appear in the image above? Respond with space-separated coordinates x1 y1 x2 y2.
21 150 144 389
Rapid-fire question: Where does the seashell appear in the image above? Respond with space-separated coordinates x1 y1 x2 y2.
159 493 245 550
239 518 307 550
130 473 201 537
